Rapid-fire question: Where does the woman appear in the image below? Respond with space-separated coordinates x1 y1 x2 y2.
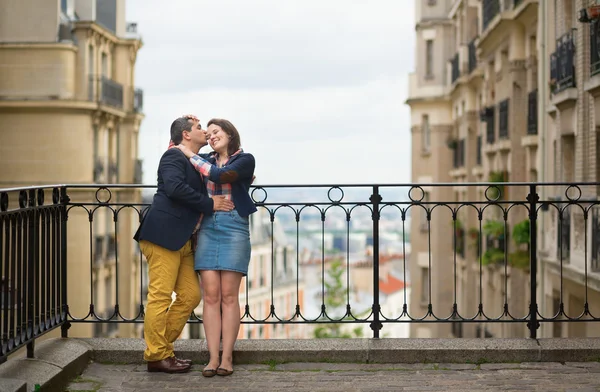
176 118 256 377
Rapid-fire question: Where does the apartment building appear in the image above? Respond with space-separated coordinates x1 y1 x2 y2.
409 0 600 339
408 0 540 338
538 0 600 338
0 0 144 338
406 0 455 338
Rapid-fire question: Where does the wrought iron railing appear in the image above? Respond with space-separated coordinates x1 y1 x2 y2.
482 0 500 31
550 31 576 94
527 89 538 135
0 186 69 364
100 77 124 108
498 99 509 139
451 53 460 84
88 75 124 108
133 88 143 113
1 183 600 362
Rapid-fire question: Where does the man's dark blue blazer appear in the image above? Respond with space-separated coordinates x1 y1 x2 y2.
134 148 214 251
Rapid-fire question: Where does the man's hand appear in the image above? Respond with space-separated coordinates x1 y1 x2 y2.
212 195 234 211
176 144 195 158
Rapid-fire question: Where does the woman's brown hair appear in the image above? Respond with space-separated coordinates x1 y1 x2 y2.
207 118 241 156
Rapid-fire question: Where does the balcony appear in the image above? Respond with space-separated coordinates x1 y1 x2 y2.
1 183 600 390
88 75 124 109
498 98 509 139
133 87 144 113
550 31 576 94
527 89 538 135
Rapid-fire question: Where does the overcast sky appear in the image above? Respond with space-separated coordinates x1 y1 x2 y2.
126 0 415 186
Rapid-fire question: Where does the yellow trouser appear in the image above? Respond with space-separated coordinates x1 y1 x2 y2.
140 239 201 362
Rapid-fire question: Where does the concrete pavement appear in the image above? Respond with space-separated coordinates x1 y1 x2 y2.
66 361 600 392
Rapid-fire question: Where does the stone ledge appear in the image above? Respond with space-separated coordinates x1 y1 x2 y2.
0 338 91 392
79 337 600 364
3 337 600 392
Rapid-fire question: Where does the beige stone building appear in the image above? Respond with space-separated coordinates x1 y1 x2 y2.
409 0 600 339
0 0 144 338
538 0 600 338
406 0 455 338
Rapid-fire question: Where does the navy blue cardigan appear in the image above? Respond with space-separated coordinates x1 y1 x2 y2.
197 151 257 218
134 148 213 251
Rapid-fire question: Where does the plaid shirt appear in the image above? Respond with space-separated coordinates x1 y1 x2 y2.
189 149 243 199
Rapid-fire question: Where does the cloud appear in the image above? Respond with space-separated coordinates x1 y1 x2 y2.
129 0 415 91
126 0 415 186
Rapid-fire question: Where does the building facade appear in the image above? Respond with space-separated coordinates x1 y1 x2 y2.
408 0 600 338
538 0 600 338
0 0 144 338
406 0 455 338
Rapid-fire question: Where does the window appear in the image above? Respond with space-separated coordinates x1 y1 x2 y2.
425 40 434 78
61 0 67 13
421 114 431 152
427 0 437 5
101 53 108 77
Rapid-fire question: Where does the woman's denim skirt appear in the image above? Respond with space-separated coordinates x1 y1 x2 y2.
194 210 251 276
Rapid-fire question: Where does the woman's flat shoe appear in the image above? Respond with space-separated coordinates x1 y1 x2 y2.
202 368 217 377
216 367 233 376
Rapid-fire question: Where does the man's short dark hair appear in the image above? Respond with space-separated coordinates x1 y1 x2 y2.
170 117 193 145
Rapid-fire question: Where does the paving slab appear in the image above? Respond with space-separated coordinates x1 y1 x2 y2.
65 361 600 392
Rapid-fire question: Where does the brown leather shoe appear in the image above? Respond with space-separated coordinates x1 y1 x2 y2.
173 356 192 365
147 357 191 373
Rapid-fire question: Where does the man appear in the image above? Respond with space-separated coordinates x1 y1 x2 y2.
134 116 234 373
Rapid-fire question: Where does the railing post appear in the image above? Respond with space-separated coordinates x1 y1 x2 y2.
60 187 71 338
26 189 37 358
527 184 540 338
369 186 382 338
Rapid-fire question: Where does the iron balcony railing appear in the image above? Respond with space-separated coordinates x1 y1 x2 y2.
88 75 124 109
482 0 500 31
550 31 576 93
133 88 143 113
590 20 600 76
468 39 477 74
527 89 538 135
451 53 460 84
1 183 599 362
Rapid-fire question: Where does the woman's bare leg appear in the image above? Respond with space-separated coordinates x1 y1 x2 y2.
219 271 243 371
200 270 222 371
